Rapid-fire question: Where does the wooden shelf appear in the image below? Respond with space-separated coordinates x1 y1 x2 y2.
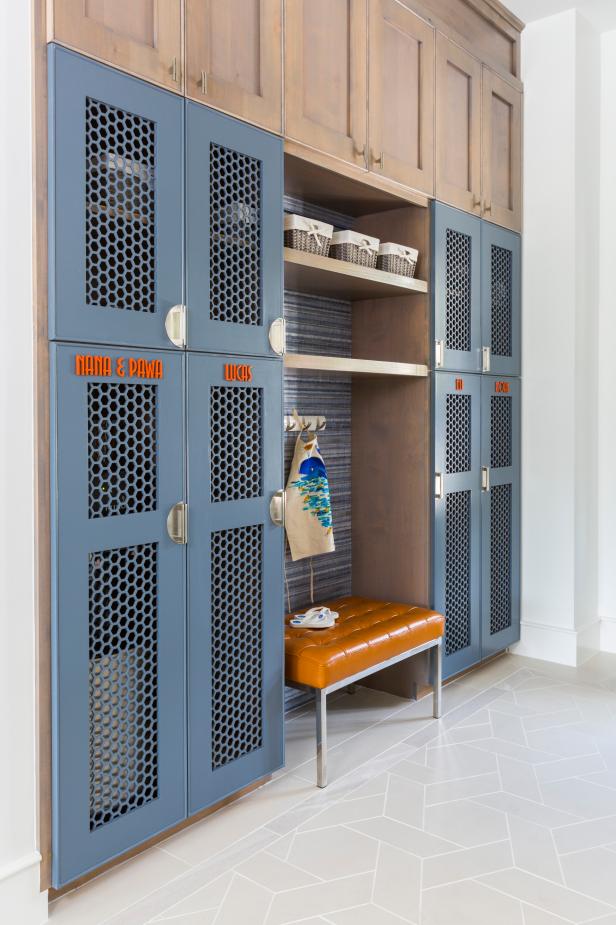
284 353 428 378
284 248 428 300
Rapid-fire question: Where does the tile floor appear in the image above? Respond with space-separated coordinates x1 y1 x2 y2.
49 651 616 925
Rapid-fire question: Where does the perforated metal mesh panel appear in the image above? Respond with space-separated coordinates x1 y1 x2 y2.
210 386 263 503
211 525 263 769
445 490 472 656
88 543 158 831
446 229 472 352
88 383 157 519
446 394 472 474
491 245 513 358
85 98 156 313
490 396 512 469
490 484 512 635
210 143 262 326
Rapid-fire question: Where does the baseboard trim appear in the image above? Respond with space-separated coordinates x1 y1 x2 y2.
511 618 601 666
601 616 616 653
0 852 46 925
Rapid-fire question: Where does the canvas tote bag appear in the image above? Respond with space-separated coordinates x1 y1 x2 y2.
285 411 335 562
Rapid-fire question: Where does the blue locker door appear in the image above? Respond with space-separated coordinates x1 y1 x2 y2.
481 377 521 657
50 345 186 887
187 354 284 814
433 372 482 678
481 223 521 377
49 46 184 349
433 203 482 373
186 103 283 356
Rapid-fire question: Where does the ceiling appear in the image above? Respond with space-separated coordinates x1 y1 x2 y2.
506 0 616 31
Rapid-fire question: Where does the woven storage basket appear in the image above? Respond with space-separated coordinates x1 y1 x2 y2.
330 230 379 269
377 242 419 278
284 214 333 257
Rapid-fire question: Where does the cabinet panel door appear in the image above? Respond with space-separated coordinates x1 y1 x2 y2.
186 0 282 133
433 372 482 679
186 103 283 356
49 46 184 350
482 68 522 232
433 203 482 372
369 0 435 194
435 33 482 215
284 0 367 168
481 223 521 377
481 377 521 657
187 355 284 814
50 345 186 888
50 0 182 91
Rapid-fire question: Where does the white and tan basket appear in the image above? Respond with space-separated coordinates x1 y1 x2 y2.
377 242 419 278
284 214 334 257
330 230 380 269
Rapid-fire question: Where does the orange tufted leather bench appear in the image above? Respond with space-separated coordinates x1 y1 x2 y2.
285 596 445 787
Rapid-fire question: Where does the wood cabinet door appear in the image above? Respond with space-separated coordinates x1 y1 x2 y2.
284 0 367 168
482 68 522 232
368 0 435 195
186 0 282 133
436 33 482 216
50 0 182 92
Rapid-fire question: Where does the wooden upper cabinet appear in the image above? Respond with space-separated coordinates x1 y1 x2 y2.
435 34 482 216
482 67 522 232
49 0 182 92
186 0 282 133
284 0 367 168
368 0 435 195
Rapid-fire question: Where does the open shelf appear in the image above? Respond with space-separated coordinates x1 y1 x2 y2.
284 247 428 300
284 353 428 378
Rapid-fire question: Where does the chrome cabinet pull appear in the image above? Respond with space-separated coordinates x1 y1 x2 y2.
165 304 186 348
269 490 286 527
167 502 188 544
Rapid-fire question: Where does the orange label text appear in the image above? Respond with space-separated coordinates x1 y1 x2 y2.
75 354 163 380
224 363 253 382
495 381 510 394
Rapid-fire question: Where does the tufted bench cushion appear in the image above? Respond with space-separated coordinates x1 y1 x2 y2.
285 595 445 690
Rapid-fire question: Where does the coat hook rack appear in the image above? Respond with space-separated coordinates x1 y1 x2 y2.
284 414 327 433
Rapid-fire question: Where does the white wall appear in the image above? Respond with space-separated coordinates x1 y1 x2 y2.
598 29 616 653
515 10 601 665
0 2 47 922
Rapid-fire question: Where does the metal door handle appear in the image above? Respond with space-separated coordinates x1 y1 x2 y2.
269 490 286 527
435 472 444 500
268 317 286 356
481 467 490 492
435 340 444 369
167 502 188 544
165 304 186 348
482 346 491 373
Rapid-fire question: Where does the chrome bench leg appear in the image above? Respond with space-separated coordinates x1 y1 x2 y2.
316 688 327 788
433 640 443 719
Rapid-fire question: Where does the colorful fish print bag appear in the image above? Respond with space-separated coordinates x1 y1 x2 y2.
285 418 335 562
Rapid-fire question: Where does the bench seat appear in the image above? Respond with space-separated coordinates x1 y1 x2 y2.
284 595 445 787
285 595 445 689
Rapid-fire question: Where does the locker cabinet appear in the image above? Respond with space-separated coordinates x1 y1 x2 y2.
481 224 521 377
50 345 186 886
433 203 482 373
433 373 482 678
433 371 521 679
186 102 284 357
481 377 521 657
187 355 284 813
49 46 184 350
433 202 521 376
49 46 284 359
